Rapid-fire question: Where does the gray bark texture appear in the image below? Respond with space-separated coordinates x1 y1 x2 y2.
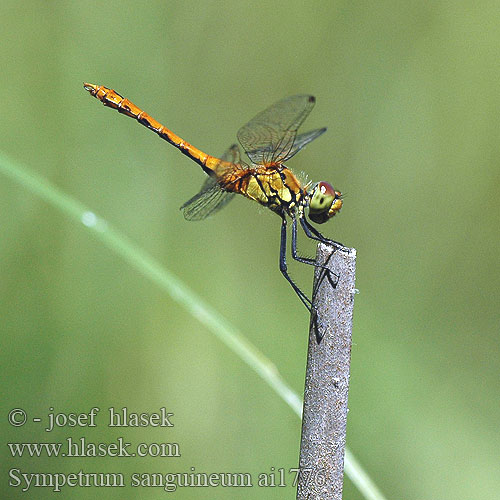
297 243 357 500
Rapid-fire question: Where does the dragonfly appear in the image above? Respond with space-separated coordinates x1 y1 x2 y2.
83 83 343 321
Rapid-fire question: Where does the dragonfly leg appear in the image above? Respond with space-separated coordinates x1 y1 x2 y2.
299 215 345 249
282 217 331 343
292 216 323 266
279 217 312 311
292 216 339 291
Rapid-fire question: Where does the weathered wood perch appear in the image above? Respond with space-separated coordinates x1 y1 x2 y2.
297 243 357 500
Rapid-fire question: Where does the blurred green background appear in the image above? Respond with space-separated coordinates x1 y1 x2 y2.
1 1 499 499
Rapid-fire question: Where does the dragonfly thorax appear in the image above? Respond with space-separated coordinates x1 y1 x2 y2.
223 164 304 215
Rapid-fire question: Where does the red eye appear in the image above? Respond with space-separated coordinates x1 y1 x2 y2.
318 181 335 197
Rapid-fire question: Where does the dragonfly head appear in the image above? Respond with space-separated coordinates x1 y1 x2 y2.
307 181 342 224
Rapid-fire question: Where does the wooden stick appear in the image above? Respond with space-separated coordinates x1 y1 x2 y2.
297 243 357 500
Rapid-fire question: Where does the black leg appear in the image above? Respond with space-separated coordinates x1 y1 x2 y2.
291 216 316 265
291 217 332 274
292 216 339 284
296 215 341 325
279 217 312 311
279 215 341 344
299 215 344 248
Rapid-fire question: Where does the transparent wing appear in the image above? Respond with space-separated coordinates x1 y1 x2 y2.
237 95 318 165
180 145 240 221
285 128 326 161
180 178 235 221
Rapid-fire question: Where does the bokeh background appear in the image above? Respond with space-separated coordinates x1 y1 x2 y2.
1 1 499 499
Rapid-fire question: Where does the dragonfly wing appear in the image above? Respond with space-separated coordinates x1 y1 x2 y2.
282 127 327 162
221 143 241 164
180 178 235 221
180 144 240 221
237 95 317 165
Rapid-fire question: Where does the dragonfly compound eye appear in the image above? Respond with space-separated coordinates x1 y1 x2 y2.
308 181 342 224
